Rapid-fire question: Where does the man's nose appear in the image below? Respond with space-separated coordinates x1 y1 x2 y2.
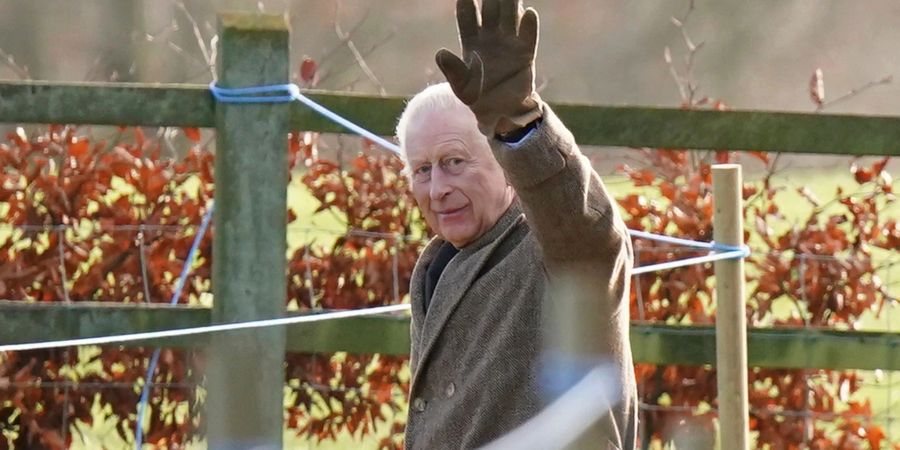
429 166 453 200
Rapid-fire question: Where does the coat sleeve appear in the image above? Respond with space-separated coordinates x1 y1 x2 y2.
489 100 634 350
490 101 633 287
491 101 638 450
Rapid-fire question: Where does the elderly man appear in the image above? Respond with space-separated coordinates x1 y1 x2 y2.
396 0 636 448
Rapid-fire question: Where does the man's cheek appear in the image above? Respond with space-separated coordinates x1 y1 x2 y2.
423 210 441 235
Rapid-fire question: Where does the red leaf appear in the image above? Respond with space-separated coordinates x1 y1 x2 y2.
134 127 146 147
68 139 90 157
352 156 369 171
144 169 170 199
9 126 29 147
851 162 874 184
630 169 655 187
866 425 885 450
660 181 677 200
183 127 201 143
747 151 769 164
872 155 890 174
300 58 318 84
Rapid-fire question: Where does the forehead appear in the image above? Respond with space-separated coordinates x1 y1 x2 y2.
404 108 485 162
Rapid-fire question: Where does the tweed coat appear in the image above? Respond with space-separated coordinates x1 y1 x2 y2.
405 103 636 450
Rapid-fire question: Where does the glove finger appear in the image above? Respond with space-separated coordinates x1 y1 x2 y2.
519 7 539 52
456 0 480 48
459 52 485 105
499 0 522 34
481 0 501 30
436 49 481 105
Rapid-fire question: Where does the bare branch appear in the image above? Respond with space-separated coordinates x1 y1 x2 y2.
142 19 180 44
333 0 387 95
174 0 216 79
175 1 209 64
816 74 893 112
137 8 212 80
665 46 687 102
342 37 387 95
83 55 104 82
208 35 218 72
337 73 366 91
166 41 194 62
0 47 30 80
677 0 697 47
664 0 704 106
318 9 372 66
318 30 395 86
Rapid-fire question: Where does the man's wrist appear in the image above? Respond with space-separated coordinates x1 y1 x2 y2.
497 117 541 143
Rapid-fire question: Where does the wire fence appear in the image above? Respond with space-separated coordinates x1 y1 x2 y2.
0 221 424 306
0 222 897 448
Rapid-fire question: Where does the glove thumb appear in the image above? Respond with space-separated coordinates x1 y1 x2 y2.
435 48 483 105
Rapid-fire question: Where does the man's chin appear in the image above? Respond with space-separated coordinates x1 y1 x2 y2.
439 226 477 248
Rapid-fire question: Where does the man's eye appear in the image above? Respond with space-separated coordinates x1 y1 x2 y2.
414 165 431 175
446 157 464 167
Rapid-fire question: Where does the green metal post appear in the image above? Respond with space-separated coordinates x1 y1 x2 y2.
207 13 289 450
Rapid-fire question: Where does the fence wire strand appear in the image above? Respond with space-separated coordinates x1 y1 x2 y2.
889 265 896 443
56 228 70 303
138 225 153 304
2 222 897 445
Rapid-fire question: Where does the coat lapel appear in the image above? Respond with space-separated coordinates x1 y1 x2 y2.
409 237 443 345
410 201 525 391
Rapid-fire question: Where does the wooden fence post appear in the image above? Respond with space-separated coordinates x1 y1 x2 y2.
207 13 290 450
713 164 750 449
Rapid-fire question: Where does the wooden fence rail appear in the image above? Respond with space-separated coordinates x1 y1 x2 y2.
0 301 896 371
2 77 897 371
1 80 899 156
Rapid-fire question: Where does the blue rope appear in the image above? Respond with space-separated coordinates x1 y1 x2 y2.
629 230 722 251
135 202 214 449
207 82 751 275
628 230 750 274
209 82 402 156
208 83 298 103
631 247 750 275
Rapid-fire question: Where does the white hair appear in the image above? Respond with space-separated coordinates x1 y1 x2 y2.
395 82 475 163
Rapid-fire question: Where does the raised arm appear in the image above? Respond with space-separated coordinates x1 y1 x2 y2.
435 2 637 446
435 0 631 267
491 103 631 264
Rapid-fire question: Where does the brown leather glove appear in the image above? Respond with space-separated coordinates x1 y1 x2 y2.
436 0 543 136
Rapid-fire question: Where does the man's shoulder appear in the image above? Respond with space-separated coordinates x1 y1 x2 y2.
479 216 542 275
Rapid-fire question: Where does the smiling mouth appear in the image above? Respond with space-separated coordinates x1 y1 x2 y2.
436 205 468 218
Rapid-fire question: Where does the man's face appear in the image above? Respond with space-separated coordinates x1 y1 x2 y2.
404 108 513 248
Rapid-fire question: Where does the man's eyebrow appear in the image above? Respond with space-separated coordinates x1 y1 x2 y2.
407 155 430 166
434 138 474 156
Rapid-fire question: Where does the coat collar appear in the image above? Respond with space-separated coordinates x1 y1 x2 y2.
410 199 525 390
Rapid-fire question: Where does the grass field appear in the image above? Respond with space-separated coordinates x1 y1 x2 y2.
605 164 900 449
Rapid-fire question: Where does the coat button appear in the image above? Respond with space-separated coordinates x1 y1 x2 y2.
413 397 427 412
445 382 456 398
